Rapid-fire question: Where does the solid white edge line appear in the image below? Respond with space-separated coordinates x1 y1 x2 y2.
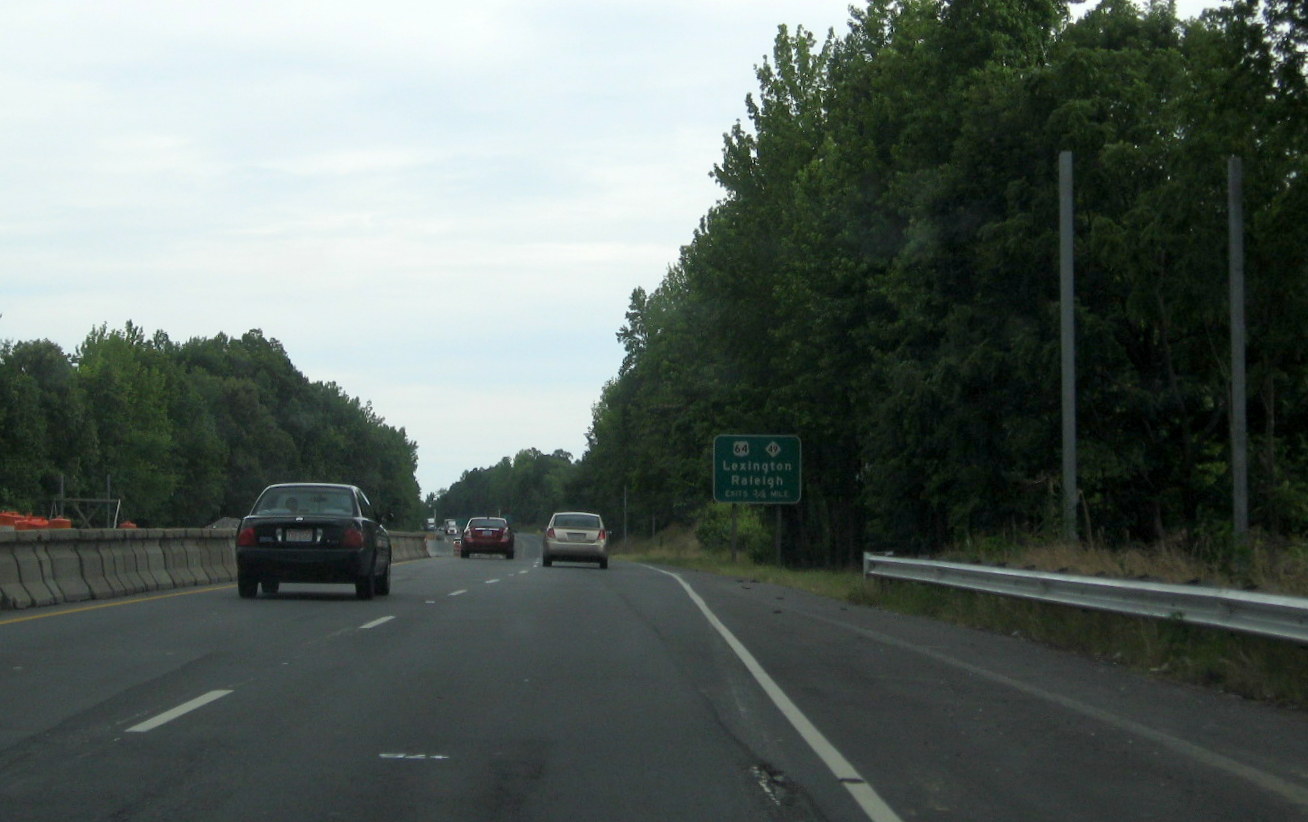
800 610 1308 811
126 690 234 733
648 566 904 822
359 616 395 630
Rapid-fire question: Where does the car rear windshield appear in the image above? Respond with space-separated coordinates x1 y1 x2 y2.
468 518 505 529
555 514 601 529
254 488 356 516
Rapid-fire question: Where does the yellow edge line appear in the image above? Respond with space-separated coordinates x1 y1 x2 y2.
0 584 234 626
1 554 423 625
2 555 427 626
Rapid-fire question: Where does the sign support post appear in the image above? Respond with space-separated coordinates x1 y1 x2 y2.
713 434 802 564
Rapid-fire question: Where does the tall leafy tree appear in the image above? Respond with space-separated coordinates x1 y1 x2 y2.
75 323 179 525
570 0 1308 562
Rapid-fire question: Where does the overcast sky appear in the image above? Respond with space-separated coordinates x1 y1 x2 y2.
1 0 1216 498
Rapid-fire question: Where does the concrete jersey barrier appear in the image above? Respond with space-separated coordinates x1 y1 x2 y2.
0 528 434 610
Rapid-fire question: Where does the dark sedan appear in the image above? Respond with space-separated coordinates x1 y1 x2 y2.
459 516 514 559
235 483 392 600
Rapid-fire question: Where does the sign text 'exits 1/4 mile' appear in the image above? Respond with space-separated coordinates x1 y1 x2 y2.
712 435 802 504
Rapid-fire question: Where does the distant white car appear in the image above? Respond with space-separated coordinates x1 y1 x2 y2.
444 519 458 536
542 511 607 569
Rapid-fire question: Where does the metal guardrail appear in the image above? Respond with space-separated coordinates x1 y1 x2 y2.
863 553 1308 645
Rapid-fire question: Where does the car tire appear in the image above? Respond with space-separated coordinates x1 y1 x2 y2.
238 576 258 598
355 574 375 600
542 554 552 567
599 557 608 570
376 563 391 596
507 550 515 560
261 580 280 594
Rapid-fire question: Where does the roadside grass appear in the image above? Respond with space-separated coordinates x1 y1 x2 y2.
941 538 1308 598
613 527 1308 709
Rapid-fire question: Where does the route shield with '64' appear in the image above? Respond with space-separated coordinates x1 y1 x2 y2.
712 435 802 504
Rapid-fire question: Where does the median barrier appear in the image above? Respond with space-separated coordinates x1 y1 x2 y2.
165 532 204 587
110 530 148 596
33 540 68 604
95 531 123 595
391 532 426 561
75 533 115 600
0 527 432 610
203 529 237 580
140 530 173 591
134 533 156 590
12 540 57 607
0 543 32 609
44 530 91 604
100 531 133 596
132 530 156 590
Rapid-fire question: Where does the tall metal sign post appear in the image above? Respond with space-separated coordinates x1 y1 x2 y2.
1060 151 1079 543
1229 156 1248 552
713 434 802 563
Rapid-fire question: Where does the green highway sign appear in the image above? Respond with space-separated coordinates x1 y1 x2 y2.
712 434 802 504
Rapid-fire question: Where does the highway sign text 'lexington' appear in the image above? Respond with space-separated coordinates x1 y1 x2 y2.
712 435 802 504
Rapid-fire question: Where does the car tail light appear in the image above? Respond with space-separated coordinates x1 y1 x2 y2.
598 529 606 541
545 527 555 538
237 527 256 547
499 530 510 542
341 527 364 549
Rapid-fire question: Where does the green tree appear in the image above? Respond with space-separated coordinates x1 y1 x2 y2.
75 323 179 525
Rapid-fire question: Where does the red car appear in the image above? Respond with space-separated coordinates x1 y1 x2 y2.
460 516 515 559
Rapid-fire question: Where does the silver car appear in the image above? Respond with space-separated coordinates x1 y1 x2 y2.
542 511 608 569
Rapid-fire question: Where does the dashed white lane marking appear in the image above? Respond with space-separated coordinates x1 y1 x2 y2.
126 690 233 733
359 616 395 630
449 590 467 597
485 579 500 584
648 566 904 822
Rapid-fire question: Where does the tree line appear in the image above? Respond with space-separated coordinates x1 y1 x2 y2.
0 323 423 528
430 448 577 527
538 0 1306 566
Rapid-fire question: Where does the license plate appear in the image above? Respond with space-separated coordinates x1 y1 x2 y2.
285 528 314 542
567 532 587 541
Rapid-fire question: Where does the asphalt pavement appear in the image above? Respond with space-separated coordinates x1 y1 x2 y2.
2 535 1307 821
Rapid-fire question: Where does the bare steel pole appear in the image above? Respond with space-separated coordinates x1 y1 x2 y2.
1229 156 1249 551
774 505 782 566
1060 151 1078 543
730 504 738 563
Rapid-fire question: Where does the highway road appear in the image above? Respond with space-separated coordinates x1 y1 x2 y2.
3 534 1308 821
